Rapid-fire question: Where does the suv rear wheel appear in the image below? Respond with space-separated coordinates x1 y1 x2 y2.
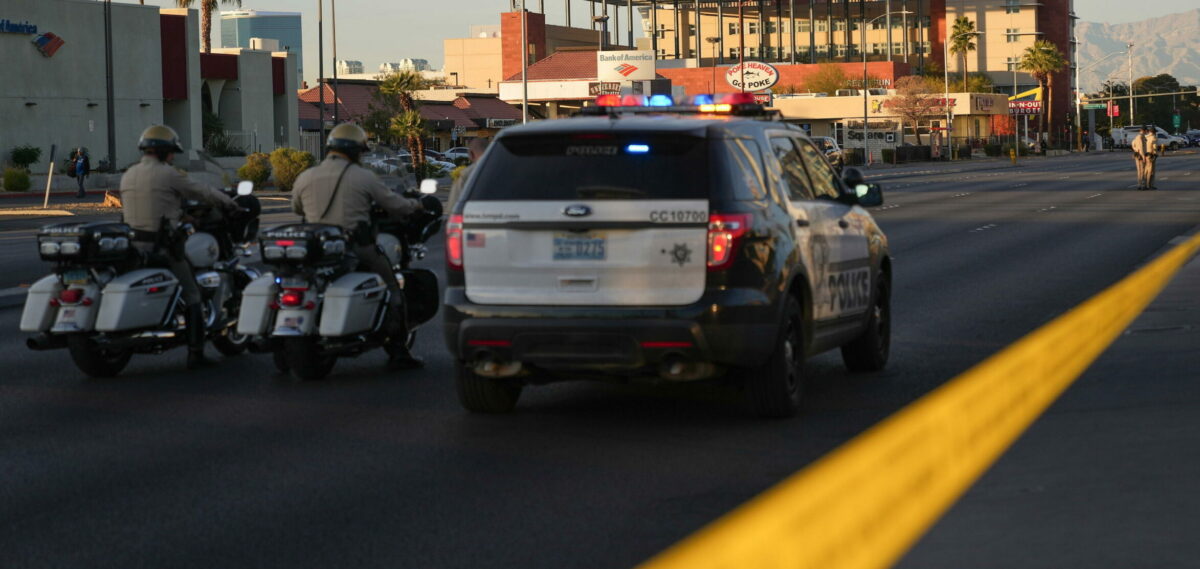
744 296 805 418
455 364 522 413
841 278 891 372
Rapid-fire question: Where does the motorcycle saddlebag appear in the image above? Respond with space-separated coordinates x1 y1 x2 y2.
20 275 62 332
401 268 439 326
318 272 387 337
95 269 179 332
237 274 279 337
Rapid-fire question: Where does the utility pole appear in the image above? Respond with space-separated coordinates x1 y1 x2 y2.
104 0 115 170
738 1 745 92
318 0 325 153
521 5 529 124
1127 43 1135 125
332 0 339 125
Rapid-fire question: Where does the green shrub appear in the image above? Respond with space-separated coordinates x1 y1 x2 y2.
269 147 315 192
881 148 895 163
983 144 1002 157
206 132 245 157
237 152 271 187
1001 143 1029 157
957 145 972 159
3 167 32 192
9 145 41 171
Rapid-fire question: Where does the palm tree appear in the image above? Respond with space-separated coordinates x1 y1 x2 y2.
1019 39 1068 147
175 0 242 53
949 17 978 93
389 110 429 180
378 71 433 169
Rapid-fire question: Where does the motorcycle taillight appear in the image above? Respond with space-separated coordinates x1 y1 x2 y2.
279 290 304 308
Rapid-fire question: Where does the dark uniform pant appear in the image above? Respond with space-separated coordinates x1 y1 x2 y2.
353 244 407 336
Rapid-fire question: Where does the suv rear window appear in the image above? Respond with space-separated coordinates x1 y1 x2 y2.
468 133 709 201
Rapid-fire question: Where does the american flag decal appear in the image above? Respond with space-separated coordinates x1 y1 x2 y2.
466 232 486 248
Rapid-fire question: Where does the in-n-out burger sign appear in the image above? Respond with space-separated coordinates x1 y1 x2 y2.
726 61 780 91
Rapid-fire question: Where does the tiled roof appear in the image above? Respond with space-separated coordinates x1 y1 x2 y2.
504 50 597 82
454 95 523 121
418 103 478 129
297 83 374 120
296 84 521 130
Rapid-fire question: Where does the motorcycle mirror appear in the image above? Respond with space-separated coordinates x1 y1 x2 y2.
419 179 438 195
237 181 254 196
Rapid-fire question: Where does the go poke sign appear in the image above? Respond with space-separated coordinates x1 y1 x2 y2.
726 61 780 91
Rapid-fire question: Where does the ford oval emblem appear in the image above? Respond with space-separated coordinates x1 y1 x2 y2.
563 204 592 217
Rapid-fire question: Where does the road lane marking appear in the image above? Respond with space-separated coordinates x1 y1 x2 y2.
969 224 998 233
953 193 970 198
1010 183 1028 188
1086 193 1103 199
1037 206 1057 212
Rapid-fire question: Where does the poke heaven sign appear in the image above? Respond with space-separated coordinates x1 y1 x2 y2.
726 61 780 91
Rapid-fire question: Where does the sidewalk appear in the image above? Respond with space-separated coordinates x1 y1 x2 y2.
900 231 1200 568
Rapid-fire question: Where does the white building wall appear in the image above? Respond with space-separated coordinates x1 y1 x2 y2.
274 52 300 149
0 0 166 172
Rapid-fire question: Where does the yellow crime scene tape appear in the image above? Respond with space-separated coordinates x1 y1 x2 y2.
639 231 1200 569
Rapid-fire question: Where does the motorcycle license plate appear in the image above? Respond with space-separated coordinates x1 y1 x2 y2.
63 270 88 285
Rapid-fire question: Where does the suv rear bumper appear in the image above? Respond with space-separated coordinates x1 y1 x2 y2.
442 287 780 371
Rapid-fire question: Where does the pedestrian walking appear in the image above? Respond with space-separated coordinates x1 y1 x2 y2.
1130 125 1160 190
71 148 91 198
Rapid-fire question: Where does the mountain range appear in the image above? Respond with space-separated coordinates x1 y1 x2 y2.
1076 8 1200 93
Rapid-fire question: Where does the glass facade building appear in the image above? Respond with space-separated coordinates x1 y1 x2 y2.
221 10 303 82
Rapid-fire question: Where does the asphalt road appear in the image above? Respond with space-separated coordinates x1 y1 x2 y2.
1 151 1197 568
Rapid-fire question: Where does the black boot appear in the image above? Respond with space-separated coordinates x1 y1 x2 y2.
186 304 214 369
384 302 423 370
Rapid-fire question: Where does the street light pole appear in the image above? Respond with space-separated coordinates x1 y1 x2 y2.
103 0 115 170
862 11 912 167
1127 43 1135 125
522 5 529 124
706 37 721 92
318 0 325 153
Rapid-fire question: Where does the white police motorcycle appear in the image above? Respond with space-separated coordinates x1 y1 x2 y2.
20 181 261 376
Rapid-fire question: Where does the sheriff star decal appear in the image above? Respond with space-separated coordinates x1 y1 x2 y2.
662 243 693 267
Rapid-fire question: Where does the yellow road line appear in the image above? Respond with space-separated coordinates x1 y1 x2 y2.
639 232 1200 569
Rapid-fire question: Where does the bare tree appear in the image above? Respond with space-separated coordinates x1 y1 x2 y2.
889 76 944 145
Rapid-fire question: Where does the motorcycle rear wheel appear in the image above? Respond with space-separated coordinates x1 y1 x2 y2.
66 335 133 378
212 327 249 356
283 337 336 381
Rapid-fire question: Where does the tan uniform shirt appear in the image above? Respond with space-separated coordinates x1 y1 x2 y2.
119 155 236 232
1131 133 1159 157
292 155 421 230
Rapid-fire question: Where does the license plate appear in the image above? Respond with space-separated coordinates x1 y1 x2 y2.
553 234 606 261
63 270 88 285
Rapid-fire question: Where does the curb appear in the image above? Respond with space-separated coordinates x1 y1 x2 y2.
0 287 26 310
0 189 110 199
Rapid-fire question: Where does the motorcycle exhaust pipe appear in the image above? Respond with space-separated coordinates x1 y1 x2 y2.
472 351 524 378
26 334 67 351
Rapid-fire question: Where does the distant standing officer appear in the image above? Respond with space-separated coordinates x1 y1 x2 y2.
447 137 490 211
1131 125 1160 190
291 123 426 368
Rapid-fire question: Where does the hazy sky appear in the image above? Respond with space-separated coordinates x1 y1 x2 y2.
140 0 1200 85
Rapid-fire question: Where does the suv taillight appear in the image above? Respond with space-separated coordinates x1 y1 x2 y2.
446 214 464 271
707 213 750 271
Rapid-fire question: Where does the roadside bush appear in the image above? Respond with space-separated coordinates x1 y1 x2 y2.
1001 143 1029 157
269 147 315 192
9 145 41 171
957 145 972 160
206 132 245 157
984 143 1002 157
237 152 271 187
3 167 32 192
881 148 895 163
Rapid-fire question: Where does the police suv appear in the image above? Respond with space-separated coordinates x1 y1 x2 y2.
443 93 891 417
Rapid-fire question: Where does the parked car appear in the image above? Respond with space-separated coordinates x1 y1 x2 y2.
444 147 471 161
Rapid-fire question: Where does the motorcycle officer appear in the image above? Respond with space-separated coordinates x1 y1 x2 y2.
120 125 239 369
291 124 426 369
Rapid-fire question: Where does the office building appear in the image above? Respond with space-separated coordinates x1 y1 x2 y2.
220 10 303 83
